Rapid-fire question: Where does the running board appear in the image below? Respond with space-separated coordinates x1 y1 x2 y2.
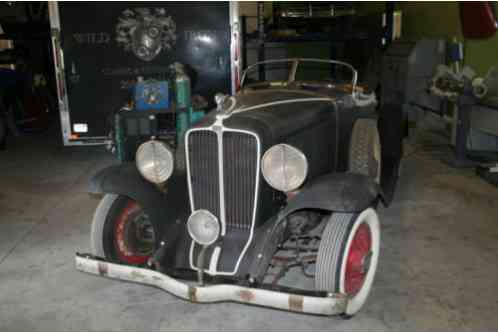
75 254 348 316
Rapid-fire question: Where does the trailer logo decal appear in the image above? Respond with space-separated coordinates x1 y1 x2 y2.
73 32 111 45
115 8 176 62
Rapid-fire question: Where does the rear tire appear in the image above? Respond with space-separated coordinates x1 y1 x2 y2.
91 194 155 265
315 208 380 315
349 119 381 183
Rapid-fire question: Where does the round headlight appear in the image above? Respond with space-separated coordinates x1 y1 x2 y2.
136 140 174 184
261 144 308 192
187 210 220 246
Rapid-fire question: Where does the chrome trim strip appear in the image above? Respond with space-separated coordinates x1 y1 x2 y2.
48 1 72 146
185 120 261 276
216 124 227 236
229 2 240 94
233 97 334 114
184 130 196 213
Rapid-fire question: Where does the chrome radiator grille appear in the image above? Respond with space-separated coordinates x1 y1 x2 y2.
223 132 258 230
187 129 259 231
187 131 220 219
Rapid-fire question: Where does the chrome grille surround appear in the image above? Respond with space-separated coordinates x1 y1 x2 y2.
185 119 261 276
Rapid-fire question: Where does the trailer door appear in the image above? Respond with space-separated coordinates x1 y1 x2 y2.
51 2 236 145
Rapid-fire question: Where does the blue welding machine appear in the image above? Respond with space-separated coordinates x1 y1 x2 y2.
134 78 169 111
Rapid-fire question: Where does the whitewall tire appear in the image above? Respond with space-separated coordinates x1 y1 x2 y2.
315 208 381 315
90 194 155 265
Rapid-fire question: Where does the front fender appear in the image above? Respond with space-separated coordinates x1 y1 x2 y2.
278 172 383 220
248 172 383 281
89 163 190 247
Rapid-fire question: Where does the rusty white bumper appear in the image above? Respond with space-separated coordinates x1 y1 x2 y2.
75 254 348 316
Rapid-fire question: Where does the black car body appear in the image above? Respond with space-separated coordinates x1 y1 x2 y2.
77 59 402 316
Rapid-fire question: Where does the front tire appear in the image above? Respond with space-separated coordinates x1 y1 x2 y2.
315 208 380 315
91 194 156 265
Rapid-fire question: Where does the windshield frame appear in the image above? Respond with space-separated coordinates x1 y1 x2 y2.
240 58 358 95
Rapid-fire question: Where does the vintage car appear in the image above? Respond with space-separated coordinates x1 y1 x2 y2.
76 59 402 317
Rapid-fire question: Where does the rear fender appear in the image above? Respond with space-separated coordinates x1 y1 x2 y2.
377 103 404 204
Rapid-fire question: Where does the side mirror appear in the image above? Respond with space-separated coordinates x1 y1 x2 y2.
459 2 497 39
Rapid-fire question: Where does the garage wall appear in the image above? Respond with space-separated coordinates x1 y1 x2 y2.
239 2 497 75
465 27 498 76
238 1 273 33
398 2 462 39
399 2 497 76
355 1 497 75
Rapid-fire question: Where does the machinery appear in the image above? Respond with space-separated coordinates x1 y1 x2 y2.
430 63 498 182
381 32 498 186
381 2 498 177
381 38 446 134
112 64 206 162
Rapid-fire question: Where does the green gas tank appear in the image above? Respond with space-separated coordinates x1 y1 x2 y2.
173 63 191 109
172 63 192 142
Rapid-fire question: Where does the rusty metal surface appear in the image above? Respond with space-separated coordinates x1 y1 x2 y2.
237 290 256 303
188 286 198 302
97 262 108 276
75 254 347 316
288 295 304 312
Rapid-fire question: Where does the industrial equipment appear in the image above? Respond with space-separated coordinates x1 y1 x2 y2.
112 64 206 163
381 38 446 133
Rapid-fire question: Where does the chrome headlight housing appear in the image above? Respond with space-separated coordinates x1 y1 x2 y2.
187 210 220 246
135 140 174 184
261 144 308 192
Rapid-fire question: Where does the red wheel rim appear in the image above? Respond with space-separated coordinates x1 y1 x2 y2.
114 200 154 265
345 223 372 295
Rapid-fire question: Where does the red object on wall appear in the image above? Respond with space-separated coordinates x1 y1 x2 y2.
460 1 497 39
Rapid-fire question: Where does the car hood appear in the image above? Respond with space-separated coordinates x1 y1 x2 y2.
235 88 332 106
191 88 341 143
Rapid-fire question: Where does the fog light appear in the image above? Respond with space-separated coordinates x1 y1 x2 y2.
187 210 220 246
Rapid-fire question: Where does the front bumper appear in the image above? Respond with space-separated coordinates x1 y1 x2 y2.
75 254 348 316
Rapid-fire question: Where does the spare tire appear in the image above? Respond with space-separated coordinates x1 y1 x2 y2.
348 118 381 183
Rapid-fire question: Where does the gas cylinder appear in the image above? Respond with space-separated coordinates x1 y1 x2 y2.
172 62 192 142
173 62 191 109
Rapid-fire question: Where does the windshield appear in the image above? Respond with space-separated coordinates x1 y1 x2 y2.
241 58 358 93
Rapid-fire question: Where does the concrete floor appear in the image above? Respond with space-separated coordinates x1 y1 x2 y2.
1 128 498 331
